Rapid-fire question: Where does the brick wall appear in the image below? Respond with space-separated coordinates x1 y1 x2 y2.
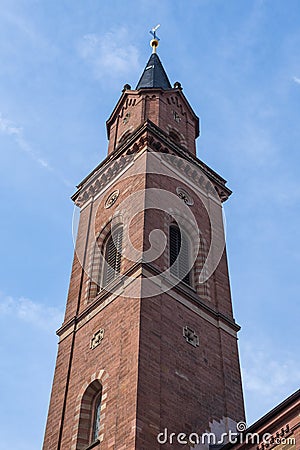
43 93 244 449
106 88 198 156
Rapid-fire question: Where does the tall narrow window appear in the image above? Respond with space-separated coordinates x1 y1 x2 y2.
76 380 103 448
198 236 209 297
92 390 102 441
170 225 191 285
102 227 123 286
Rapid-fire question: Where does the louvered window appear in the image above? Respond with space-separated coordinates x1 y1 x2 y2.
103 227 123 286
170 225 191 285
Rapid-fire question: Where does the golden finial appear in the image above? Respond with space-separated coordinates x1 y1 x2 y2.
150 24 160 53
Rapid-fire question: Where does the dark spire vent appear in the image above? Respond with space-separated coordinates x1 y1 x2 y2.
136 53 172 90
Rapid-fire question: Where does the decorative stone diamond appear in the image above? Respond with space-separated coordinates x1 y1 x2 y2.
183 326 199 347
90 329 105 350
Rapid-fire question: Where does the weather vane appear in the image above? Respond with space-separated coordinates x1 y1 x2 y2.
150 24 160 40
149 24 160 53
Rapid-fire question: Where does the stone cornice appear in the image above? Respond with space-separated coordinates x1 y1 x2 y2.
57 261 240 342
72 120 232 208
142 262 240 333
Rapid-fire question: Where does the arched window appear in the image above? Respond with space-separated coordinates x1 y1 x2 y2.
76 380 103 448
169 130 181 145
118 129 132 144
87 225 123 300
169 225 191 285
102 227 123 287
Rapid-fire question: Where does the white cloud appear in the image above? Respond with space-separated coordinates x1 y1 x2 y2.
241 340 300 423
3 9 39 43
0 293 63 332
0 114 72 186
0 115 22 136
0 114 51 169
78 28 140 82
1 8 58 57
243 350 300 395
293 76 300 84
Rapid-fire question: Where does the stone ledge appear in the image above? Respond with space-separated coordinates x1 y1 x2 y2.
84 439 100 450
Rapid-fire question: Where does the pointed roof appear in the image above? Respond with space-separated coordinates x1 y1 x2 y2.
136 53 172 90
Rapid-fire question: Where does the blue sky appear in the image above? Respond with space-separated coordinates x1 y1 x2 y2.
0 1 300 448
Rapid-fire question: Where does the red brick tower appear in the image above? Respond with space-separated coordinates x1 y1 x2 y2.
43 37 245 450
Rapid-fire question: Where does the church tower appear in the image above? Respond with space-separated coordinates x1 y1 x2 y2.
43 35 245 450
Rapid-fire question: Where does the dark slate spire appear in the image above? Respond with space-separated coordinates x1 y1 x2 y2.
136 52 172 90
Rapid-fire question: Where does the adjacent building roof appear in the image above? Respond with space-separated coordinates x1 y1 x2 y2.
136 53 172 90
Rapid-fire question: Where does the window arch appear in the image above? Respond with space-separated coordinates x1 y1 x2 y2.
169 224 191 285
102 226 123 287
76 380 103 448
118 129 132 144
87 224 123 301
169 129 181 145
